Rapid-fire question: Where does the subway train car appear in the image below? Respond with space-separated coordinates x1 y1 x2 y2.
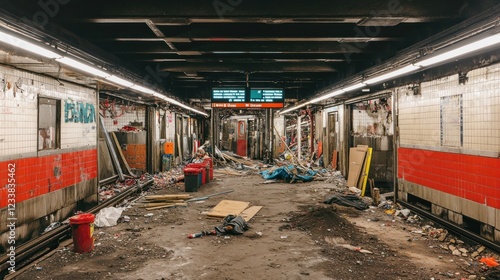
0 65 98 254
397 63 500 243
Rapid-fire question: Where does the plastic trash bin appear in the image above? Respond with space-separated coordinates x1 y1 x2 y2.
184 167 202 192
69 213 95 253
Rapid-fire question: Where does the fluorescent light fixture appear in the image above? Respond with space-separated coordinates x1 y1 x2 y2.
130 84 156 95
56 56 109 78
105 75 135 88
309 89 344 104
415 33 500 67
0 28 209 117
364 65 420 85
341 83 366 92
0 30 61 59
280 101 310 115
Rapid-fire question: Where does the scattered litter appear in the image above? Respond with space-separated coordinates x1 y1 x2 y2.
480 257 499 267
144 213 154 217
43 222 61 234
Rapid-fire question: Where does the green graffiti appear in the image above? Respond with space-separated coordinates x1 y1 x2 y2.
65 100 95 123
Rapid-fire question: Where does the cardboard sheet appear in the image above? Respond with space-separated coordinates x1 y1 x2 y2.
206 200 250 218
240 206 263 221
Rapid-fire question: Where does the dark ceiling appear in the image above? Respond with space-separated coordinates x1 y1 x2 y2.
1 0 499 107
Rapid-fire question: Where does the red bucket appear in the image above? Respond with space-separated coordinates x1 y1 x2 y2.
69 213 95 253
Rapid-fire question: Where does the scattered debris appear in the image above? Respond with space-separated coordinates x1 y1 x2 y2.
42 222 61 234
480 257 499 267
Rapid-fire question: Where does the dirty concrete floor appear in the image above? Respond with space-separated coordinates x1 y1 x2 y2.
13 173 500 280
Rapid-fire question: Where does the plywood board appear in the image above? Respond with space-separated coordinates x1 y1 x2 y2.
206 200 250 218
346 146 367 187
240 206 263 221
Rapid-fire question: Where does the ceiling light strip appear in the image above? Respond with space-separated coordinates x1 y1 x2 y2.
0 28 208 117
280 31 500 115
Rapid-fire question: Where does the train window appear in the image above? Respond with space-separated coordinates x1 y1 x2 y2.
38 97 61 151
440 94 463 147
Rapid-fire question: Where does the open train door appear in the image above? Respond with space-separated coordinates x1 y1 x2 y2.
237 120 247 157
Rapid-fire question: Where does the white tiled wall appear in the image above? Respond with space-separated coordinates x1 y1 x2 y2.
0 65 97 157
398 63 500 153
165 111 176 142
100 101 146 132
352 98 393 136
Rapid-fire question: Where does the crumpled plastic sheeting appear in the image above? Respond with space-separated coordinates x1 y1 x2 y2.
323 194 369 210
260 165 317 183
94 207 124 227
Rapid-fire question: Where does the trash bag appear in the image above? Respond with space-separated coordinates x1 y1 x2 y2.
323 194 369 210
94 207 124 227
215 215 249 235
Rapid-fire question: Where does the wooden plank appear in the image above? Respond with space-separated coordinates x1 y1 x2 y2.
357 147 372 190
145 194 192 199
206 200 250 218
146 203 187 211
361 148 373 196
240 206 263 221
111 132 134 176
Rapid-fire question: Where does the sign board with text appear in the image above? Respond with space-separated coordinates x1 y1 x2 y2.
211 88 284 108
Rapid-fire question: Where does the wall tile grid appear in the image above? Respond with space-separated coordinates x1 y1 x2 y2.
121 144 147 170
100 102 146 132
0 65 98 207
398 148 500 209
352 98 393 136
0 65 97 157
399 63 500 152
164 111 176 142
0 149 97 208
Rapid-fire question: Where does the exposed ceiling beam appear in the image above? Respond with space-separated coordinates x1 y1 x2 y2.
78 16 451 25
93 36 400 43
159 62 338 72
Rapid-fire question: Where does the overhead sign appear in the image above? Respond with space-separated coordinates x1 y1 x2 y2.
250 89 284 104
211 88 246 103
211 88 284 108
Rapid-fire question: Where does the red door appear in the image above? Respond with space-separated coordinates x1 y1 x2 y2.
236 120 247 157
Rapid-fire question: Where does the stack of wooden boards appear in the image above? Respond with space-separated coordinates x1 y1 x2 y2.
138 194 190 210
346 145 373 196
206 200 263 222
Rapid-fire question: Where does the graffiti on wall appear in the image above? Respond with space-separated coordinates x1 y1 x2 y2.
64 100 95 123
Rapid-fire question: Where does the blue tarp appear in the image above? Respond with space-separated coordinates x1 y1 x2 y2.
260 165 317 183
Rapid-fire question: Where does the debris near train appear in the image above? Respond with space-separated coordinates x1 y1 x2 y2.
152 167 185 188
99 174 153 202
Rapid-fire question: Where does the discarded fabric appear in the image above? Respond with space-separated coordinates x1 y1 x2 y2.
260 165 317 183
215 215 249 235
323 194 369 210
